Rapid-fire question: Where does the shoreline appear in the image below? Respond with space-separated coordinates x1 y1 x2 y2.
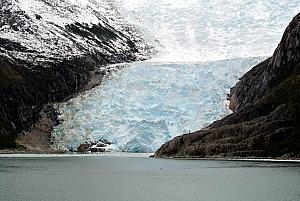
0 152 153 158
155 156 300 163
0 152 299 163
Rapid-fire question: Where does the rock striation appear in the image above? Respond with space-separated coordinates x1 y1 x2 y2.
0 0 150 150
155 13 300 159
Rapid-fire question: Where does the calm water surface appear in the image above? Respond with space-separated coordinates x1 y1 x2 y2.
0 155 300 201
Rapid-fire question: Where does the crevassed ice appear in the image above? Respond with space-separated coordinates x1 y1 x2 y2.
52 58 264 152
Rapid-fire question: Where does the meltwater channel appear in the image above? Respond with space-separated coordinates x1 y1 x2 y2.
51 0 300 152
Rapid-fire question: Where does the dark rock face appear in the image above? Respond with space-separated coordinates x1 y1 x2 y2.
0 54 104 148
155 13 300 158
0 0 150 149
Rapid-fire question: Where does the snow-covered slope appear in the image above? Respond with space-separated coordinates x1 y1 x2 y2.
115 0 300 62
0 0 149 63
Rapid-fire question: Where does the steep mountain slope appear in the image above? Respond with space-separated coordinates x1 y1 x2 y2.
155 13 300 158
0 0 149 149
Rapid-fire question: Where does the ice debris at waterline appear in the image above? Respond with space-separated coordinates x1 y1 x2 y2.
51 57 264 152
76 139 118 153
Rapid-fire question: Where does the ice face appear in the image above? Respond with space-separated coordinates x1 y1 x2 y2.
52 58 264 152
51 0 300 152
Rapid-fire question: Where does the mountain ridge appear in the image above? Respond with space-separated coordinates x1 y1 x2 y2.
0 0 150 150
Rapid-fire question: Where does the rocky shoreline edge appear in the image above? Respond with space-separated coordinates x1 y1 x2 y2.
151 155 300 161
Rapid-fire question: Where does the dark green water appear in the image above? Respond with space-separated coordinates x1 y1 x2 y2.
0 155 300 201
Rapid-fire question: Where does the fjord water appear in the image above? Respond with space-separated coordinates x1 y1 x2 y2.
52 0 300 152
0 156 300 201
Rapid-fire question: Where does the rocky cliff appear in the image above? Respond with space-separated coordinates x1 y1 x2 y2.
0 0 150 150
155 13 300 159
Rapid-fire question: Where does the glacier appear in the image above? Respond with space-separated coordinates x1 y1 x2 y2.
52 58 264 152
51 0 300 152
